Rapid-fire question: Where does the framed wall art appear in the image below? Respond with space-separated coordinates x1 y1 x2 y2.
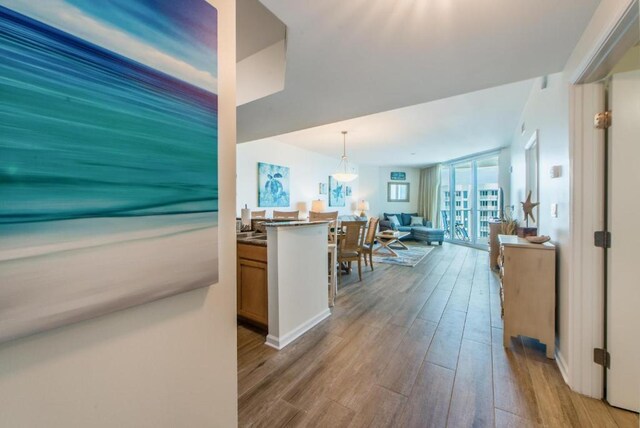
390 171 406 181
0 0 219 342
258 162 290 207
328 176 345 207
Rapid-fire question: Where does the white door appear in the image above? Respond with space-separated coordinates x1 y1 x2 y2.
607 70 640 412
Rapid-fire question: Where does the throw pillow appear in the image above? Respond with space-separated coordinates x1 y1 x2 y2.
401 212 419 226
388 215 401 229
410 216 424 226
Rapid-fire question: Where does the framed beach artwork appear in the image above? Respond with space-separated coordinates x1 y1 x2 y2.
328 176 346 207
390 171 406 181
319 182 327 195
258 162 290 207
0 1 219 342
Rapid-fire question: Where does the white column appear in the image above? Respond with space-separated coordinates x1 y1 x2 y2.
265 223 330 349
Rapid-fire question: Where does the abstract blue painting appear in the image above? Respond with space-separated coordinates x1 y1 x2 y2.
329 176 346 207
0 0 218 342
258 162 290 207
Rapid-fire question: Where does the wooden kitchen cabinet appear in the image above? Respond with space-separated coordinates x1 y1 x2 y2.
237 243 268 329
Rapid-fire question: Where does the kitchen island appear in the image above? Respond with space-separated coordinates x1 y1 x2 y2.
236 221 330 350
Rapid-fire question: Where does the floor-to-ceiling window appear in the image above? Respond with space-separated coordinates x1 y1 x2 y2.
453 162 473 242
439 166 450 238
475 157 500 245
441 153 501 248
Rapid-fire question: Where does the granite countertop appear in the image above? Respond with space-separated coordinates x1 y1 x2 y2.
237 221 330 246
236 233 268 247
262 220 329 228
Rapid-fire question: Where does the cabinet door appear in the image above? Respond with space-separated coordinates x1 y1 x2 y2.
237 258 268 326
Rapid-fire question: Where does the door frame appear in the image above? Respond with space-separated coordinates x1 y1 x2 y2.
564 0 638 398
567 82 606 398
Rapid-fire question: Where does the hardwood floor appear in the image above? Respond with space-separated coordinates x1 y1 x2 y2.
237 244 638 427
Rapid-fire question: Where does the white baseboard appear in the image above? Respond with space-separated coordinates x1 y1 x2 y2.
556 348 570 386
265 308 331 350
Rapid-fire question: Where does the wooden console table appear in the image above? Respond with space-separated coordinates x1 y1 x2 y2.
498 235 556 359
488 221 502 270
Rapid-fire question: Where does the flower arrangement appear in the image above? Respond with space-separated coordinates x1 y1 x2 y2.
500 208 519 235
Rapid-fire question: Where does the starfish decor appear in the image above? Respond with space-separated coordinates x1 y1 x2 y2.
521 190 540 227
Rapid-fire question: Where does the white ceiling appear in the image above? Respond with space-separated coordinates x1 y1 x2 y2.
236 0 285 61
268 78 535 167
238 0 599 143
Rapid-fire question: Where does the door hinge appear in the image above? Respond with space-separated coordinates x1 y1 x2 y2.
594 348 610 368
594 111 612 129
594 231 611 248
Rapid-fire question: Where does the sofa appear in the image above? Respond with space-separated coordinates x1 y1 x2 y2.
379 212 445 245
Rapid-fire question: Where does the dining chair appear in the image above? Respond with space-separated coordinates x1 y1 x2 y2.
273 210 299 219
251 210 266 219
309 211 339 222
337 220 366 282
361 217 380 270
327 219 339 306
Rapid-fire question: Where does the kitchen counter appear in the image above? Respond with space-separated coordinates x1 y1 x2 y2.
262 220 329 228
265 221 330 350
236 221 331 344
236 232 267 247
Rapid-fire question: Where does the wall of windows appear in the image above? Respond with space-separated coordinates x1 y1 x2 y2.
439 153 501 246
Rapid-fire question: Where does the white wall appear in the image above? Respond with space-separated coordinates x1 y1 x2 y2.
498 147 511 211
237 139 359 217
510 72 571 363
237 40 286 106
0 1 238 426
358 165 421 219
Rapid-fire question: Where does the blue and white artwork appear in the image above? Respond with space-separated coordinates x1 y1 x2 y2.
0 0 218 342
319 182 327 195
258 162 290 207
329 176 346 207
390 171 407 181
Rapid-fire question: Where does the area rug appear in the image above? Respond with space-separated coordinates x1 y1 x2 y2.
372 244 434 267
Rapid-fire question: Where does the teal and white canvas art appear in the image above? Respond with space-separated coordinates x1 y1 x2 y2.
329 176 345 207
258 162 290 207
0 0 218 343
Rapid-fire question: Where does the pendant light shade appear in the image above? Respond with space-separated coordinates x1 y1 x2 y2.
332 131 358 182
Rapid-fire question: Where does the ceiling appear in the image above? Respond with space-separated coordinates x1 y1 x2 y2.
236 0 285 62
238 0 599 143
268 78 534 167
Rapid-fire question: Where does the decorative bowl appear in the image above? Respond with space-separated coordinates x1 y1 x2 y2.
525 235 551 244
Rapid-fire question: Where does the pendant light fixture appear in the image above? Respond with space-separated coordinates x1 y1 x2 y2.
332 131 358 182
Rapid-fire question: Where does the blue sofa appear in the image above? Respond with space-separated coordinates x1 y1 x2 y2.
379 212 445 245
